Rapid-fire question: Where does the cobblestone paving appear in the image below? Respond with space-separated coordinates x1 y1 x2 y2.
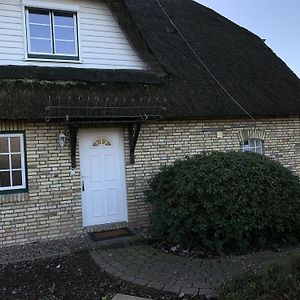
91 243 296 298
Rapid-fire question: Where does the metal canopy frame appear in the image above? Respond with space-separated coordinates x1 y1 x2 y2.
66 120 144 168
128 123 142 164
45 98 167 168
69 125 78 169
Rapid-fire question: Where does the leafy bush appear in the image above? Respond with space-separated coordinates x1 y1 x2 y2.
145 152 300 253
218 251 300 300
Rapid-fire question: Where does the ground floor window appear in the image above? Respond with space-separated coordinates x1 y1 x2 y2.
241 138 263 154
0 132 27 193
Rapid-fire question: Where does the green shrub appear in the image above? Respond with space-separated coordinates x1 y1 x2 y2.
145 152 300 253
218 251 300 300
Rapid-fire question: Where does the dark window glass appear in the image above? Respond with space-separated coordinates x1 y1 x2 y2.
11 154 21 169
0 137 8 153
0 171 10 187
12 171 22 186
0 155 9 170
10 137 21 153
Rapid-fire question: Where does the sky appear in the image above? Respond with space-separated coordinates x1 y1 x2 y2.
195 0 300 78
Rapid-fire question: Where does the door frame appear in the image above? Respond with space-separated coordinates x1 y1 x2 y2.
78 128 128 227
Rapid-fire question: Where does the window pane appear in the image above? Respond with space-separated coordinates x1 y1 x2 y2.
249 139 255 147
0 137 8 153
0 171 10 187
54 13 74 27
11 154 21 169
242 139 263 154
29 10 50 25
0 155 9 170
12 171 22 186
92 138 112 147
55 41 76 55
256 146 263 154
10 137 20 153
29 24 51 39
54 27 75 40
30 38 52 53
256 140 262 147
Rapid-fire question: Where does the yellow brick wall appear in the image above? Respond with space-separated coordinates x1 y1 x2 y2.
0 117 299 245
125 117 300 227
0 121 82 246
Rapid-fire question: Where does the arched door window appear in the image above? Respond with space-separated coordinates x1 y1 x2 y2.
91 137 112 147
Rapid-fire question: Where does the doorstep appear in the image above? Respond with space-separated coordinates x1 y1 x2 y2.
85 227 142 250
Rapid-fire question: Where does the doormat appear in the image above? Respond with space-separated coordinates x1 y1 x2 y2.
88 228 134 242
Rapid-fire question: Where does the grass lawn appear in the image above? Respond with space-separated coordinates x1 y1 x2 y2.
218 250 300 300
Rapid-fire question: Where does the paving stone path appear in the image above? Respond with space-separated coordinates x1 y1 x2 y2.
91 243 296 298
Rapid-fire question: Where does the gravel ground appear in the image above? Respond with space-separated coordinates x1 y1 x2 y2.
0 237 87 264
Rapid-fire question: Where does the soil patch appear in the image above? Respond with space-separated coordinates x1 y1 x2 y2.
152 240 285 259
0 250 189 300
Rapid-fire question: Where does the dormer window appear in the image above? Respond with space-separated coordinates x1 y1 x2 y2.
25 8 79 61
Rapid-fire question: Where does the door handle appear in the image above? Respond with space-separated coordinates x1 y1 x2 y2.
82 181 85 192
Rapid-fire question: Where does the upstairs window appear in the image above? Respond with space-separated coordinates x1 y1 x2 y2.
0 133 27 193
241 138 263 154
25 8 79 60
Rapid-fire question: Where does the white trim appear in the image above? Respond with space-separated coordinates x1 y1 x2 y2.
52 12 79 57
23 57 83 63
237 128 266 143
23 5 81 62
22 4 28 60
22 0 80 12
76 10 82 62
118 129 128 223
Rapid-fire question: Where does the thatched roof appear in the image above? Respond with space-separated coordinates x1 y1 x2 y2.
0 0 299 121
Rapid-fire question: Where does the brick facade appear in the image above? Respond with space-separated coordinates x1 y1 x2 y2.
0 117 299 246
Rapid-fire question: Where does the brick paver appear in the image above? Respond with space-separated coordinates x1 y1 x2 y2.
91 244 297 298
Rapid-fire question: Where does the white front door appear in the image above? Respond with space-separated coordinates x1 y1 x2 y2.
79 129 127 227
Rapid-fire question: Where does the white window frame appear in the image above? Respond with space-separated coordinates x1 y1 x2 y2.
24 6 80 61
241 138 263 154
0 133 27 192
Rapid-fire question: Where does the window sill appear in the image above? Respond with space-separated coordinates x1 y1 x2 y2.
0 188 28 195
24 57 83 64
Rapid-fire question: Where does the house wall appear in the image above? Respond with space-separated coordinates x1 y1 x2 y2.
0 121 82 245
0 0 147 69
0 117 299 246
125 117 300 227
